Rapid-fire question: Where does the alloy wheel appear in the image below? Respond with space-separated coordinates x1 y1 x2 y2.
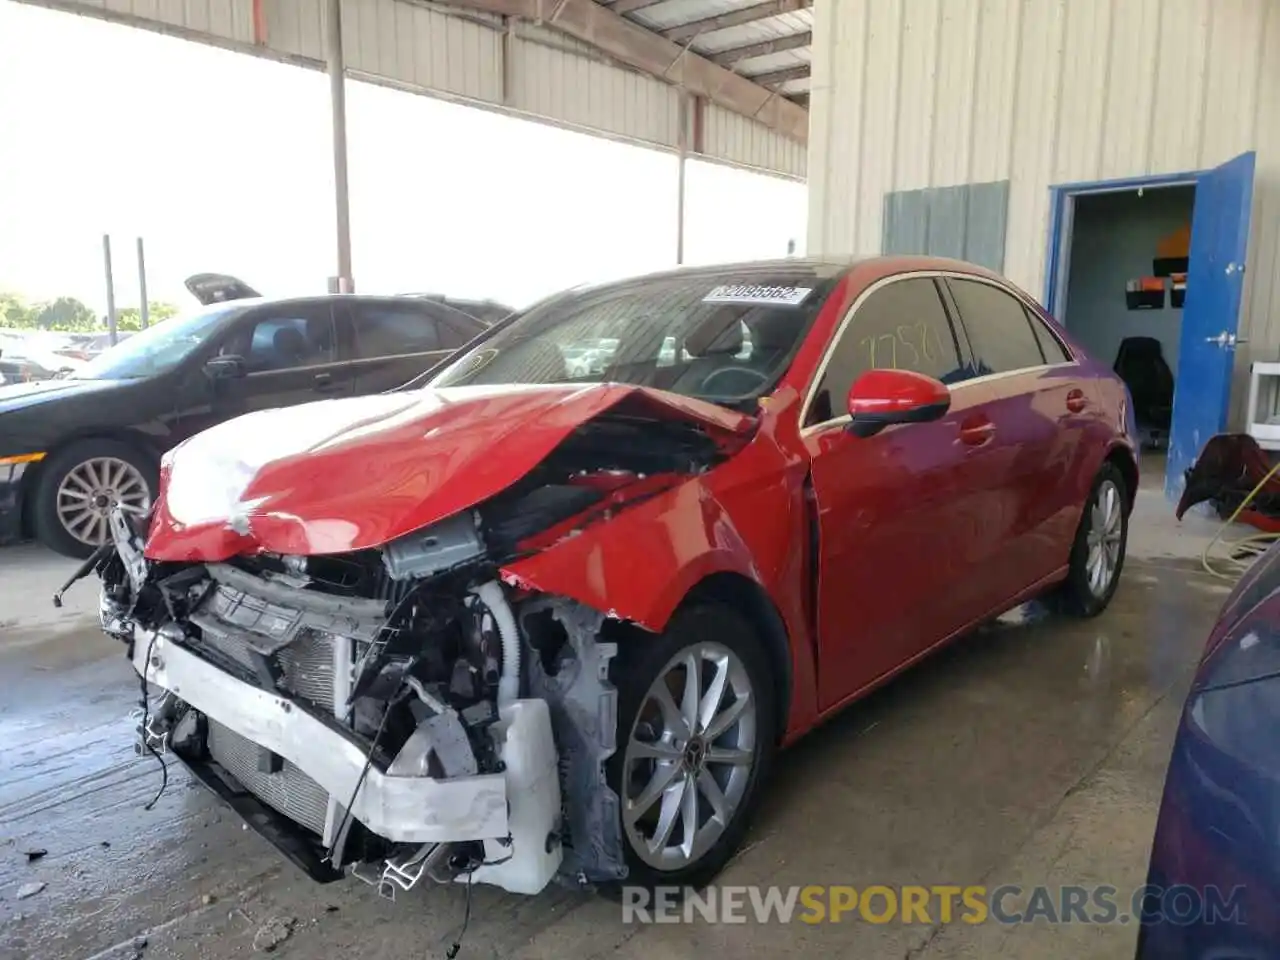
1085 478 1123 598
55 456 151 547
621 641 757 871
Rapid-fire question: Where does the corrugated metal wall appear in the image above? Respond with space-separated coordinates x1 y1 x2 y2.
35 0 258 43
20 0 806 178
808 0 1280 422
882 181 1010 270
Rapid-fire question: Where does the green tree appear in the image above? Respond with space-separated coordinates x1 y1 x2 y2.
0 293 182 333
0 292 35 329
32 296 97 332
116 301 179 332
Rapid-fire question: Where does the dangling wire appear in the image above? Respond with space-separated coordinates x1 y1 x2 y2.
138 631 169 811
324 697 395 867
444 868 476 960
444 850 512 959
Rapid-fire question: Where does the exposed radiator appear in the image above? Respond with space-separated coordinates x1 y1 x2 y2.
192 582 344 711
275 631 338 710
207 720 329 837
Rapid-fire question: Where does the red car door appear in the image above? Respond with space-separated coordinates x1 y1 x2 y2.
801 276 998 710
944 277 1090 595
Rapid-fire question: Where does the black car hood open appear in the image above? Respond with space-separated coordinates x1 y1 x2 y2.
184 273 261 305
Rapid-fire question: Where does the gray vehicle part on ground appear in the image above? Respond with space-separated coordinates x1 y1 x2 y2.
520 597 627 885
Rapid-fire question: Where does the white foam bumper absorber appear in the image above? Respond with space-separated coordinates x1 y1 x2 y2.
467 698 564 894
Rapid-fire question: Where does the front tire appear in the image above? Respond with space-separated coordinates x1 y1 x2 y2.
32 439 157 559
603 603 777 896
1055 461 1130 617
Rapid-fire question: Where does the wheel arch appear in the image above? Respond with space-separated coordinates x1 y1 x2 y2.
1103 442 1139 511
679 571 793 744
19 428 165 538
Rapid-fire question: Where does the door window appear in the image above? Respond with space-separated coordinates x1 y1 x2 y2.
354 305 447 358
232 307 336 373
947 278 1046 375
806 277 967 427
1024 306 1072 364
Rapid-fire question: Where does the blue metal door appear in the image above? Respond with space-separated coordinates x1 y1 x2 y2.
1165 151 1256 499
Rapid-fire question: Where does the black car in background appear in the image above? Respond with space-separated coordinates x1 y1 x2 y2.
0 333 87 383
403 293 513 326
0 293 489 558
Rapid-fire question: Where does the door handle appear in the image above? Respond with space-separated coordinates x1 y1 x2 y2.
1066 388 1088 413
313 372 338 392
959 420 995 446
1206 331 1245 349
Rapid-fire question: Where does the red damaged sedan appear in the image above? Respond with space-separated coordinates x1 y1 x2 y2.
94 256 1137 899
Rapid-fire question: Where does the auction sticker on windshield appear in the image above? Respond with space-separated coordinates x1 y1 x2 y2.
703 284 813 306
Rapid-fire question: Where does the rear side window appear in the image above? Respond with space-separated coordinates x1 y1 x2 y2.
947 278 1045 375
354 305 442 358
1025 306 1072 364
806 277 966 427
432 308 487 350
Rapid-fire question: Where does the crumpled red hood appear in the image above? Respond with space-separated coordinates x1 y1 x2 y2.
145 382 753 562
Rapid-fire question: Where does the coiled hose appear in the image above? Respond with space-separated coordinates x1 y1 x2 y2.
1201 457 1280 579
470 579 521 707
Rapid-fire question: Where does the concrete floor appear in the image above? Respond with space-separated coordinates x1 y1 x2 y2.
0 479 1245 960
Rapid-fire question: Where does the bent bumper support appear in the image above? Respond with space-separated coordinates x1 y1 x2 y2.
130 628 510 844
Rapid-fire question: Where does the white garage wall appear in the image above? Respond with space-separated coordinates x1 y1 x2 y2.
808 0 1280 423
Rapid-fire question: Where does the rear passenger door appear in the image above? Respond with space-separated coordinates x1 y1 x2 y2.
348 301 479 394
943 276 1086 592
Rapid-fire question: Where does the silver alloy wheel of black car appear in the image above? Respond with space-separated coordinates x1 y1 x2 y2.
1086 477 1124 598
621 641 757 871
55 456 152 547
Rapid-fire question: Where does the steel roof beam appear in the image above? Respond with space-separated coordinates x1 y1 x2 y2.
601 0 664 14
443 0 808 142
748 63 810 87
711 31 811 67
663 0 813 45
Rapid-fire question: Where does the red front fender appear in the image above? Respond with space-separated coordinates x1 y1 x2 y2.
500 480 757 633
500 433 821 741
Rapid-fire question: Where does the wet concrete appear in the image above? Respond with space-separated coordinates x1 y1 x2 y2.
0 493 1241 960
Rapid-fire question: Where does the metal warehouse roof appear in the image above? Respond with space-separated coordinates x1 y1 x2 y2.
605 0 812 106
452 0 812 142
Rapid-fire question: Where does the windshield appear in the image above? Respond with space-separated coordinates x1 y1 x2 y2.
430 266 838 407
73 304 239 380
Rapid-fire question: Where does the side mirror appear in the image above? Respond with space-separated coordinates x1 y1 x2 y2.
204 354 246 380
846 369 950 438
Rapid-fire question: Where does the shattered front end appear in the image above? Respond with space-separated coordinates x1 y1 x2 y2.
92 384 751 899
98 504 626 899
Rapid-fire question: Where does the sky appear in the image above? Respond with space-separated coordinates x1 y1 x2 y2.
0 1 807 315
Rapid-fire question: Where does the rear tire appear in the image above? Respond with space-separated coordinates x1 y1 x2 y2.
1055 461 1130 618
599 603 777 899
32 438 157 559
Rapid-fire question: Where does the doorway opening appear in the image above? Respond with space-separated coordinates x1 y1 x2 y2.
1045 175 1199 484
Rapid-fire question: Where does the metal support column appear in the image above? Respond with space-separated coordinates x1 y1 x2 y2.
327 0 354 293
675 93 689 265
102 234 118 345
136 237 150 329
